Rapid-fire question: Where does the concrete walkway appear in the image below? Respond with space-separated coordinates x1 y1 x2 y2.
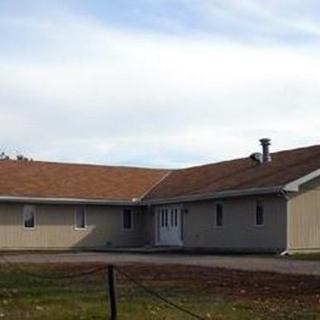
1 252 319 276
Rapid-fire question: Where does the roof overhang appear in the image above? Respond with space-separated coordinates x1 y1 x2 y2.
143 186 283 205
283 169 320 192
2 167 320 206
0 196 139 206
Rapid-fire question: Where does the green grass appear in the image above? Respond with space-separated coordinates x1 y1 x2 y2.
285 253 320 261
0 263 318 319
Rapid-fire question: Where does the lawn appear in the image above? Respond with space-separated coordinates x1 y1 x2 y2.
0 262 318 319
284 253 320 261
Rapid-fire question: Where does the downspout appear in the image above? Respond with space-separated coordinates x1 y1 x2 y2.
279 189 289 256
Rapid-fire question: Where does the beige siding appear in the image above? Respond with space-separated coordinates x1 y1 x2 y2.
0 203 147 249
288 178 320 253
179 195 286 251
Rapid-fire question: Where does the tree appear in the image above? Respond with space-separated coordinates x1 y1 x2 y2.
16 154 32 161
0 152 10 160
0 152 33 161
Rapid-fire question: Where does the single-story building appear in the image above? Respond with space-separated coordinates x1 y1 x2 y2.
0 138 319 253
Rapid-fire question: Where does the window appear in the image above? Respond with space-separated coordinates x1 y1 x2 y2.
174 208 178 227
123 209 133 230
161 209 165 227
75 206 87 229
256 200 264 226
215 203 223 227
23 205 36 229
165 208 168 227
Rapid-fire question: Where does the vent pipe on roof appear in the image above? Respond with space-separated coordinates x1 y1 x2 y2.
260 138 271 163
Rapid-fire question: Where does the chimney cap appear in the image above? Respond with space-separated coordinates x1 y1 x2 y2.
260 138 271 146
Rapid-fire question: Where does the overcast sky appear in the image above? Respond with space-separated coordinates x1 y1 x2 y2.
0 0 320 168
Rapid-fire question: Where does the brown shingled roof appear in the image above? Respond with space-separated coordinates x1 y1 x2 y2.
0 145 320 202
144 145 320 200
0 160 169 201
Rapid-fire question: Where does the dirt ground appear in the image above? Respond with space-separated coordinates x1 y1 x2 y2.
116 263 320 311
1 252 320 275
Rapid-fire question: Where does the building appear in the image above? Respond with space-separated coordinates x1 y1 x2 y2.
0 139 319 253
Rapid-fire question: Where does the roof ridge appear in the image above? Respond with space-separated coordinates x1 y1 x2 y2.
204 146 320 191
0 159 169 172
2 144 319 172
177 144 320 171
186 145 320 195
230 146 320 190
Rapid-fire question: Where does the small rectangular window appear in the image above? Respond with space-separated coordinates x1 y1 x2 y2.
75 206 87 229
170 209 174 227
123 209 133 230
161 209 165 227
216 203 223 227
256 201 264 226
23 205 36 229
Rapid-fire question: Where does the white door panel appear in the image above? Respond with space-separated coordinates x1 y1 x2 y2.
157 206 182 246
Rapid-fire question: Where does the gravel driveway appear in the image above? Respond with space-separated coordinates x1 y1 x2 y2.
1 252 319 276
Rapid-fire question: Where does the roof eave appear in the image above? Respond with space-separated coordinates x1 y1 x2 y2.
0 196 138 206
283 168 320 192
143 186 283 205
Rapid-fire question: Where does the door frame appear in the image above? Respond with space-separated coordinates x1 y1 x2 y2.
154 205 183 246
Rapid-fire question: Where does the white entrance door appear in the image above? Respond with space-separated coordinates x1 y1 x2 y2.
156 206 182 246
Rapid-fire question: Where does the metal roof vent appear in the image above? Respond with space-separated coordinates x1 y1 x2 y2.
260 138 272 163
250 152 263 163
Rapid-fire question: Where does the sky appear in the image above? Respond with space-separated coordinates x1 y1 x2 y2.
0 0 320 168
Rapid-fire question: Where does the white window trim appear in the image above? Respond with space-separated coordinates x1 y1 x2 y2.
22 205 36 230
122 209 134 231
214 202 224 228
254 200 265 227
74 206 87 230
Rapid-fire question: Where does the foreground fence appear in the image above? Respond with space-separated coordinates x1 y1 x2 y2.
0 257 319 320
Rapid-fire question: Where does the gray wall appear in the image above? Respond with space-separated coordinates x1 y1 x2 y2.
156 195 287 252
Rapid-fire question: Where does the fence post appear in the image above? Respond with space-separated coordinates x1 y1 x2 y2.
107 265 117 320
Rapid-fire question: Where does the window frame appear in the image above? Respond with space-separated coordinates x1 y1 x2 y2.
215 202 224 228
74 206 87 230
255 200 264 227
122 208 134 231
23 204 36 230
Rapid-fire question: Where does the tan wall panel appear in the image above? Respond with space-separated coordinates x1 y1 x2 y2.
0 203 147 249
288 178 320 252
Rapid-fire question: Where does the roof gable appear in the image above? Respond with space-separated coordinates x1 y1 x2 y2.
144 145 320 201
0 160 170 201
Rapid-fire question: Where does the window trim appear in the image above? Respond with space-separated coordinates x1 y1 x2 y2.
74 206 87 230
255 200 265 227
23 204 36 230
214 202 224 228
122 208 134 231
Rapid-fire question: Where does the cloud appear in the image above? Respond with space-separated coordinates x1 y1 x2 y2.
0 3 320 167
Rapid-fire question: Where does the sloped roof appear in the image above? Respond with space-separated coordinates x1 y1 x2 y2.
0 144 320 203
0 160 169 201
144 145 320 200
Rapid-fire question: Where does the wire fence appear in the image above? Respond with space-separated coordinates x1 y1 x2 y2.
0 256 207 319
116 266 206 320
0 255 319 320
